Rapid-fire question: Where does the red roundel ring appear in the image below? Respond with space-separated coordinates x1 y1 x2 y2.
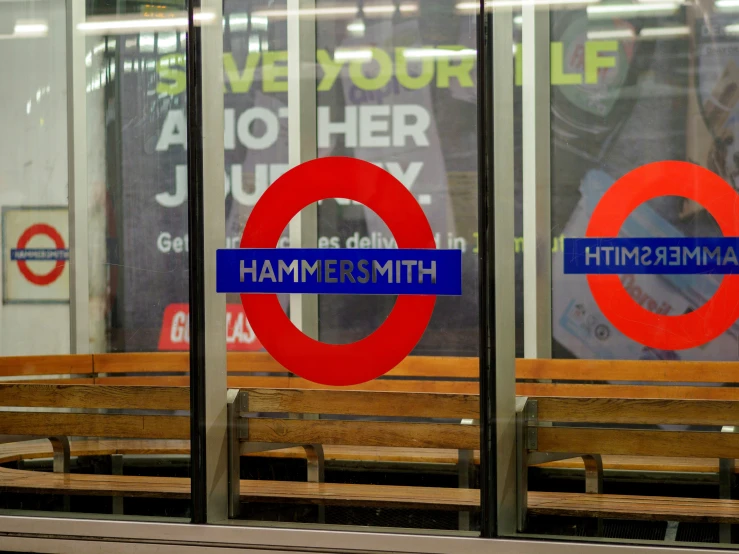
240 157 437 386
16 224 66 286
586 161 739 350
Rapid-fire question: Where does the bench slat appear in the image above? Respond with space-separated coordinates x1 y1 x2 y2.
0 468 479 509
249 419 479 450
528 491 739 524
0 412 189 440
517 383 739 400
227 377 291 388
95 353 477 378
0 466 190 498
537 397 739 426
387 357 478 378
94 377 190 386
0 355 93 377
288 378 479 394
538 427 739 459
245 389 478 419
517 358 739 383
0 384 189 410
93 353 190 374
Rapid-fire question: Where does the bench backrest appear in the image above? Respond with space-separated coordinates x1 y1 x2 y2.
0 384 189 440
7 354 739 402
522 396 739 458
235 388 480 450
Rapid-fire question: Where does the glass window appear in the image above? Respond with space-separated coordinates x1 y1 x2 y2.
217 0 482 534
0 0 192 522
507 0 739 547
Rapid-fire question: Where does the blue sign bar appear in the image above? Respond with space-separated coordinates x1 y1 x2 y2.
216 248 462 295
564 237 739 275
10 248 69 261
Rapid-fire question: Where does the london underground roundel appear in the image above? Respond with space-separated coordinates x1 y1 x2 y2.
13 224 68 286
216 157 463 386
564 161 739 351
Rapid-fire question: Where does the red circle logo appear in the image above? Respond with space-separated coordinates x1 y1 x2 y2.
586 161 739 350
15 224 67 286
240 157 437 386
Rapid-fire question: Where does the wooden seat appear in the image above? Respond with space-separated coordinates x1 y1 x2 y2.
0 465 478 510
240 480 479 510
528 491 739 524
0 465 191 499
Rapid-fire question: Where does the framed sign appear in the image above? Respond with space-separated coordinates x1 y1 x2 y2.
2 207 69 304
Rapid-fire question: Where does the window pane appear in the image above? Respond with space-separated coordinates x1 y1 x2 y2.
0 1 192 522
511 1 739 547
217 0 482 534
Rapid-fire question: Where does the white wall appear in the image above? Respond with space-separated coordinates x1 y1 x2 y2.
0 0 106 356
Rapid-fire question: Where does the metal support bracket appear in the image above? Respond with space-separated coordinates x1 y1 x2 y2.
111 454 124 515
458 448 474 531
237 392 249 441
227 389 241 519
525 399 538 451
49 436 71 474
516 397 529 532
720 425 736 543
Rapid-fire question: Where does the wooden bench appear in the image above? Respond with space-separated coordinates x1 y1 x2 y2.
4 381 739 538
228 387 480 526
518 395 739 541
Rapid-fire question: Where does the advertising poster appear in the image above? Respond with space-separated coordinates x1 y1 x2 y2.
108 6 739 361
115 8 480 354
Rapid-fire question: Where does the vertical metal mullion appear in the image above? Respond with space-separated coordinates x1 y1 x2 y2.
186 0 207 523
288 0 318 338
522 5 552 360
66 0 90 354
492 6 516 537
477 5 497 539
200 0 228 523
188 1 227 523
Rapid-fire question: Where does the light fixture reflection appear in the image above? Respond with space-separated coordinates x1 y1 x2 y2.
586 2 680 17
586 28 635 39
78 11 215 33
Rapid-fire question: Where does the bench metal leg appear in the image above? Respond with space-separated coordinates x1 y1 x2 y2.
227 389 241 519
458 448 473 531
720 457 735 543
665 521 679 542
111 454 124 515
582 454 603 494
303 444 324 484
516 398 529 532
582 454 603 537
